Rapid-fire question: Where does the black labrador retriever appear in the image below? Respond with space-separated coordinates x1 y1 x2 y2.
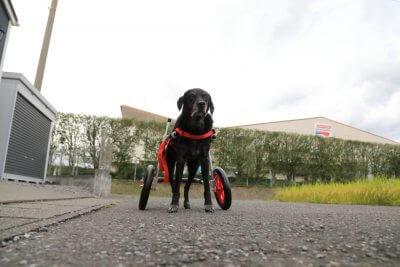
166 88 215 213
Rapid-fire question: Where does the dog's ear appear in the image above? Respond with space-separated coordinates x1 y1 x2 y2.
208 97 214 114
177 96 184 111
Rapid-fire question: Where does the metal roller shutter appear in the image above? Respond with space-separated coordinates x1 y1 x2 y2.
4 93 51 179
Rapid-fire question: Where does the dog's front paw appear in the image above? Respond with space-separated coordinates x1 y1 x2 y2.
184 201 191 209
204 205 214 213
168 204 179 213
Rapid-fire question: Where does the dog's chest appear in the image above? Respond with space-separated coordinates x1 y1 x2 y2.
185 140 207 159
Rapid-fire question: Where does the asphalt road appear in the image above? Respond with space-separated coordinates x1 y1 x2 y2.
1 197 400 266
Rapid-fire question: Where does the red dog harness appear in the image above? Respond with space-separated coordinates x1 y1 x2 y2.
157 128 216 183
174 128 215 140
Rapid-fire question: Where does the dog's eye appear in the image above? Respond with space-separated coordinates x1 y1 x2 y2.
188 94 196 101
202 94 209 100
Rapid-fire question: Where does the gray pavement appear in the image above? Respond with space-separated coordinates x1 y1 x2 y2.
0 180 117 241
1 196 400 266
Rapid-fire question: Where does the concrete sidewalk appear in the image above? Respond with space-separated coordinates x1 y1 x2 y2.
0 181 118 241
0 181 93 203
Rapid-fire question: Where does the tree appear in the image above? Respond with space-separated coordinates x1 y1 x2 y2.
272 133 310 182
109 118 138 178
82 115 110 170
213 128 255 179
57 113 85 176
133 120 164 163
47 113 63 175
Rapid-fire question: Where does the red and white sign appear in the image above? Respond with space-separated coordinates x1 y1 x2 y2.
314 123 332 137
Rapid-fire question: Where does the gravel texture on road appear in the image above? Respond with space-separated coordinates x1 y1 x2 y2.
1 197 399 266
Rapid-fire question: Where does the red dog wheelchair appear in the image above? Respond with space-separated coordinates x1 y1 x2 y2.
139 119 232 211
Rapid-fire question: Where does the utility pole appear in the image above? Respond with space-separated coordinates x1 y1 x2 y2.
34 0 58 91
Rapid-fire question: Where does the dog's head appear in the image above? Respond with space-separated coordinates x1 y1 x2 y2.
177 88 214 120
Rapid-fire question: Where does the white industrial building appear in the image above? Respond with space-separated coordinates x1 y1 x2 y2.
231 117 398 145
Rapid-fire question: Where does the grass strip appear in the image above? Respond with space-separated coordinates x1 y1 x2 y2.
277 177 400 206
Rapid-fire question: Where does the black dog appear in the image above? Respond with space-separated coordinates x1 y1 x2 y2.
166 88 215 213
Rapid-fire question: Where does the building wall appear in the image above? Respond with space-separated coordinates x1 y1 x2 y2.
121 105 173 123
237 117 398 145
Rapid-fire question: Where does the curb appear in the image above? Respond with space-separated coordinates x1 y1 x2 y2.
0 196 94 205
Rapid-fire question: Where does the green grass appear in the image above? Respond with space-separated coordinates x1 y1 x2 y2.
112 179 175 198
111 179 145 196
111 179 276 201
277 178 400 206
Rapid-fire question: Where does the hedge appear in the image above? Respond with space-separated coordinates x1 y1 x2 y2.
50 113 399 182
212 128 400 183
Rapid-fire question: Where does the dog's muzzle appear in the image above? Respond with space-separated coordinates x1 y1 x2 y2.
191 102 207 119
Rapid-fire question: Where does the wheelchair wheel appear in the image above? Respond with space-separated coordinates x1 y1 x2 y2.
139 165 155 210
213 167 232 210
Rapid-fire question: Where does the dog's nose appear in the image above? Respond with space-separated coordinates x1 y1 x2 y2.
198 101 206 108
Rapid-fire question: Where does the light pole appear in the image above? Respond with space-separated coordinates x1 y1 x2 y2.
34 0 58 91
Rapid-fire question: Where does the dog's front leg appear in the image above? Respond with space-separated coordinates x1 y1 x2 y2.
201 158 214 213
184 160 199 209
168 159 184 213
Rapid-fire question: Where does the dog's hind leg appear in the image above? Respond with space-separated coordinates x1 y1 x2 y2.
184 160 199 209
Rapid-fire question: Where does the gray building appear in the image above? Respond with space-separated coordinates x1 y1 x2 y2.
0 73 57 183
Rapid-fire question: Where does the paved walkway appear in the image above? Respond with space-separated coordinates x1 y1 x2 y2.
2 198 400 266
0 181 118 241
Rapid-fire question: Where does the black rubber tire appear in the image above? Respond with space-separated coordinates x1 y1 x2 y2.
213 167 232 210
138 165 155 210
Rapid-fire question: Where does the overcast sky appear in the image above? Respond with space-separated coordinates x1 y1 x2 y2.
4 0 400 142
